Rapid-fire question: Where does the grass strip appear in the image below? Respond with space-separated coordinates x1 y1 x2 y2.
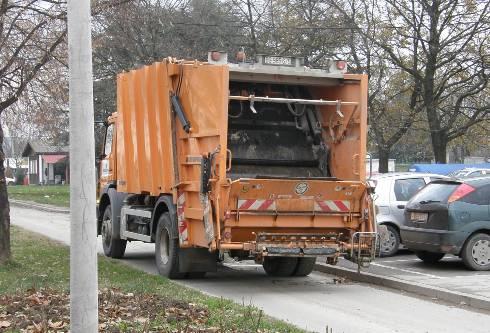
7 185 70 207
0 227 304 332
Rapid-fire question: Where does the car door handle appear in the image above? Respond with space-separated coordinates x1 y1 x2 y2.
397 205 405 209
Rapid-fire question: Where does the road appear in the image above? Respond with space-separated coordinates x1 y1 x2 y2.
10 205 490 333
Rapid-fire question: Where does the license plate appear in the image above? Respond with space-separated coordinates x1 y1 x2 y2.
264 56 292 66
411 212 428 223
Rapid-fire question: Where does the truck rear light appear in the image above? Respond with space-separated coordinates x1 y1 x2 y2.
336 60 346 70
448 183 475 203
224 210 231 220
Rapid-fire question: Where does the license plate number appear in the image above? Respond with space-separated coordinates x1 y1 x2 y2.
264 56 292 66
411 212 428 223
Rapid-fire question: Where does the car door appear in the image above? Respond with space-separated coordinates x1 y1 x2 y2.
390 177 426 226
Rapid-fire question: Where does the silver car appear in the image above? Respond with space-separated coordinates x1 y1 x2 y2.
448 168 490 179
371 172 448 256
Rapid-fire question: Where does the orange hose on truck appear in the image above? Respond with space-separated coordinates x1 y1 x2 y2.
96 52 378 278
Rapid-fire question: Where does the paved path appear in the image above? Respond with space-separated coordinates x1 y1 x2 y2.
10 205 490 333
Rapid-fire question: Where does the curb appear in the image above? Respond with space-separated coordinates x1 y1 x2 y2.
10 199 70 214
314 263 490 312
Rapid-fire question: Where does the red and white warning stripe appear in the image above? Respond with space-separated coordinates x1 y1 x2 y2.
237 199 276 211
177 192 188 244
314 200 350 212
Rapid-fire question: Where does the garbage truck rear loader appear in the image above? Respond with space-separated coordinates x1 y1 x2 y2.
97 52 377 278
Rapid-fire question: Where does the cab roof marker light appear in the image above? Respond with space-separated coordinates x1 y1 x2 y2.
448 183 475 203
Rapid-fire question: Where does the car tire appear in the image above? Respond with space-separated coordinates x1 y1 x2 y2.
461 233 490 271
415 251 445 264
379 225 400 257
292 257 316 276
155 213 186 279
101 205 127 258
263 257 298 277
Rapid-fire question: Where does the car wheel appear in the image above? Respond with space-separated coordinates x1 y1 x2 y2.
292 257 316 277
263 257 298 277
462 233 490 271
415 251 445 264
8 182 14 186
379 225 400 257
155 213 186 279
101 205 127 258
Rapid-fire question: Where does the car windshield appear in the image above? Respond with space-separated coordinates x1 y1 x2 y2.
409 182 459 204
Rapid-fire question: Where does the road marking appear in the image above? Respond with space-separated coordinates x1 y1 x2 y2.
371 262 443 279
224 263 262 268
378 258 421 263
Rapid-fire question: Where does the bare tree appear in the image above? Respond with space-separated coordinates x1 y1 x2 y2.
0 0 66 263
333 0 490 163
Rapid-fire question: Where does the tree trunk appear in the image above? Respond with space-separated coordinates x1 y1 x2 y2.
0 123 11 264
431 130 448 164
378 148 390 173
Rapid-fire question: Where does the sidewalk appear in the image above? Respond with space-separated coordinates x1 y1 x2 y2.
9 198 70 214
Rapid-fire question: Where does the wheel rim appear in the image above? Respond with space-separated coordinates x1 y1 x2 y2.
159 228 170 265
101 215 112 248
381 230 397 254
471 239 490 266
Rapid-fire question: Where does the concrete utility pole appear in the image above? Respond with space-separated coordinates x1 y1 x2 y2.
67 1 98 332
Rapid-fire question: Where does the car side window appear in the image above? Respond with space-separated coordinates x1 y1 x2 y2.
394 178 426 201
459 184 490 206
104 124 114 156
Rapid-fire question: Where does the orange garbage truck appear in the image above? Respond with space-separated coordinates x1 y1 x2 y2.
97 52 377 278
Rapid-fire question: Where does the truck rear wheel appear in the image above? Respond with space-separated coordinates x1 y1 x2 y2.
101 205 127 258
262 256 298 277
155 213 186 279
292 257 316 276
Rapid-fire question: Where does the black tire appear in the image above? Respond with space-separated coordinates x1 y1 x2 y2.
262 257 298 277
292 257 316 276
379 225 400 257
155 213 185 279
101 205 127 258
461 233 490 271
415 251 445 264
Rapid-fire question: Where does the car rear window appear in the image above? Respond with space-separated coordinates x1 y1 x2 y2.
409 182 459 204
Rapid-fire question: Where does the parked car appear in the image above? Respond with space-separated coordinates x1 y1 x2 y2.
5 177 15 185
371 173 447 256
447 168 490 179
401 177 490 270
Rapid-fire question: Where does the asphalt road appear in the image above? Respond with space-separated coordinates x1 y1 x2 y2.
10 205 490 333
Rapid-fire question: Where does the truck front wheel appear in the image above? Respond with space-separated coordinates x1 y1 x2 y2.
262 256 298 277
101 205 127 258
155 213 185 279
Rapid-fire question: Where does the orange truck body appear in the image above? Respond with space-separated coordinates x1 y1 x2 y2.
98 53 377 277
